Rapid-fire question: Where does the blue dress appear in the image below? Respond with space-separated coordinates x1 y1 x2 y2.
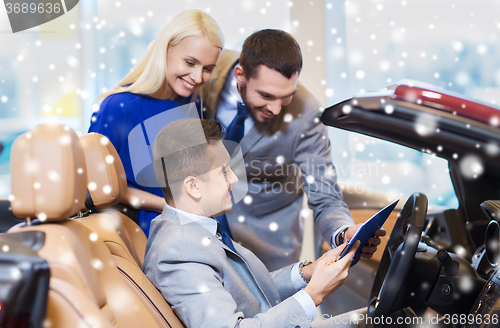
88 92 200 237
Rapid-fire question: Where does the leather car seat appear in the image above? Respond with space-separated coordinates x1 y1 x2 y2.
78 132 146 267
78 132 184 328
8 124 183 328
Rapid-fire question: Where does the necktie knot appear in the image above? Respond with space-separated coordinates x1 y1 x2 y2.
236 102 247 117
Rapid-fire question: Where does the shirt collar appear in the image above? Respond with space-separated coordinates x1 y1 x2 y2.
228 69 244 107
163 204 218 236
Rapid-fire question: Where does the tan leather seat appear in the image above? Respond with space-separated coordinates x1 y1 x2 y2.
78 132 184 327
9 124 183 328
79 132 146 267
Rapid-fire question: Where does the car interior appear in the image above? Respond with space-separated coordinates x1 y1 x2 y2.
2 82 500 328
0 124 184 328
320 82 500 328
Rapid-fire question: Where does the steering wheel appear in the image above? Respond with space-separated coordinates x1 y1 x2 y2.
368 193 427 317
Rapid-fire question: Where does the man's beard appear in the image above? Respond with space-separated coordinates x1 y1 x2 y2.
238 82 254 119
238 82 274 124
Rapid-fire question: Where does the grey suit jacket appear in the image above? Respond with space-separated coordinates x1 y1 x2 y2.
202 50 354 271
143 206 309 328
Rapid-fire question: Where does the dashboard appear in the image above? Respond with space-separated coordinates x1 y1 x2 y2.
466 268 500 328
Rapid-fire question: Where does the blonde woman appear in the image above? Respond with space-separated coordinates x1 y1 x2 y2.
88 9 223 236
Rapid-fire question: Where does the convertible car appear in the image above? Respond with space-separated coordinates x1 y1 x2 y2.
321 80 500 327
0 80 499 327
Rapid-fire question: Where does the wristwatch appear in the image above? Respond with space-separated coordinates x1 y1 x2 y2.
298 259 313 283
336 227 349 246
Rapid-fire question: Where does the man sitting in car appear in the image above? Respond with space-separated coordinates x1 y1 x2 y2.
142 118 389 327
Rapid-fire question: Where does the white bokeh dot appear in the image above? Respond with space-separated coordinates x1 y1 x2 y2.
88 182 97 191
459 155 484 179
130 196 140 208
100 137 110 145
92 258 104 270
105 155 115 164
202 237 211 246
490 116 499 126
199 284 209 293
89 232 98 242
486 143 499 156
103 185 112 194
48 170 60 182
356 143 365 152
269 222 279 232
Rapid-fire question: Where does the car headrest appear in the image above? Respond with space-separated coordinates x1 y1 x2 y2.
10 124 87 222
79 133 127 211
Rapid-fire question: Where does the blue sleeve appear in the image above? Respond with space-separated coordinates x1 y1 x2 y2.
88 94 131 153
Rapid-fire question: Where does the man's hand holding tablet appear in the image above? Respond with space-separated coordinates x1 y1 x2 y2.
336 200 399 266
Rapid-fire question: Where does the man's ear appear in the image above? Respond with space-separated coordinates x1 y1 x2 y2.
234 65 246 87
183 176 201 199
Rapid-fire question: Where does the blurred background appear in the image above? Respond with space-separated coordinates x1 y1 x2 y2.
1 0 500 207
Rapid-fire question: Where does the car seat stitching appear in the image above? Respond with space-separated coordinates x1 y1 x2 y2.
50 287 98 327
117 266 173 328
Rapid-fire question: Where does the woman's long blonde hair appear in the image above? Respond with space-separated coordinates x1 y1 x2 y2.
95 9 224 103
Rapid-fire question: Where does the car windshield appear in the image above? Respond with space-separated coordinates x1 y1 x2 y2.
328 128 459 209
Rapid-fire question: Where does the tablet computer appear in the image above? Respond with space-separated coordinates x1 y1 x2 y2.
337 199 399 266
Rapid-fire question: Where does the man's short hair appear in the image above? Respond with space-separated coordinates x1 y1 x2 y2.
239 29 302 80
153 118 224 202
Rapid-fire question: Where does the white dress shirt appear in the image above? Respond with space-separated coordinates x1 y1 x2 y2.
215 69 255 135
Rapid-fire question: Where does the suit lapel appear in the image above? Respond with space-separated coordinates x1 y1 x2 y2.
232 243 281 306
239 123 268 157
163 206 280 308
